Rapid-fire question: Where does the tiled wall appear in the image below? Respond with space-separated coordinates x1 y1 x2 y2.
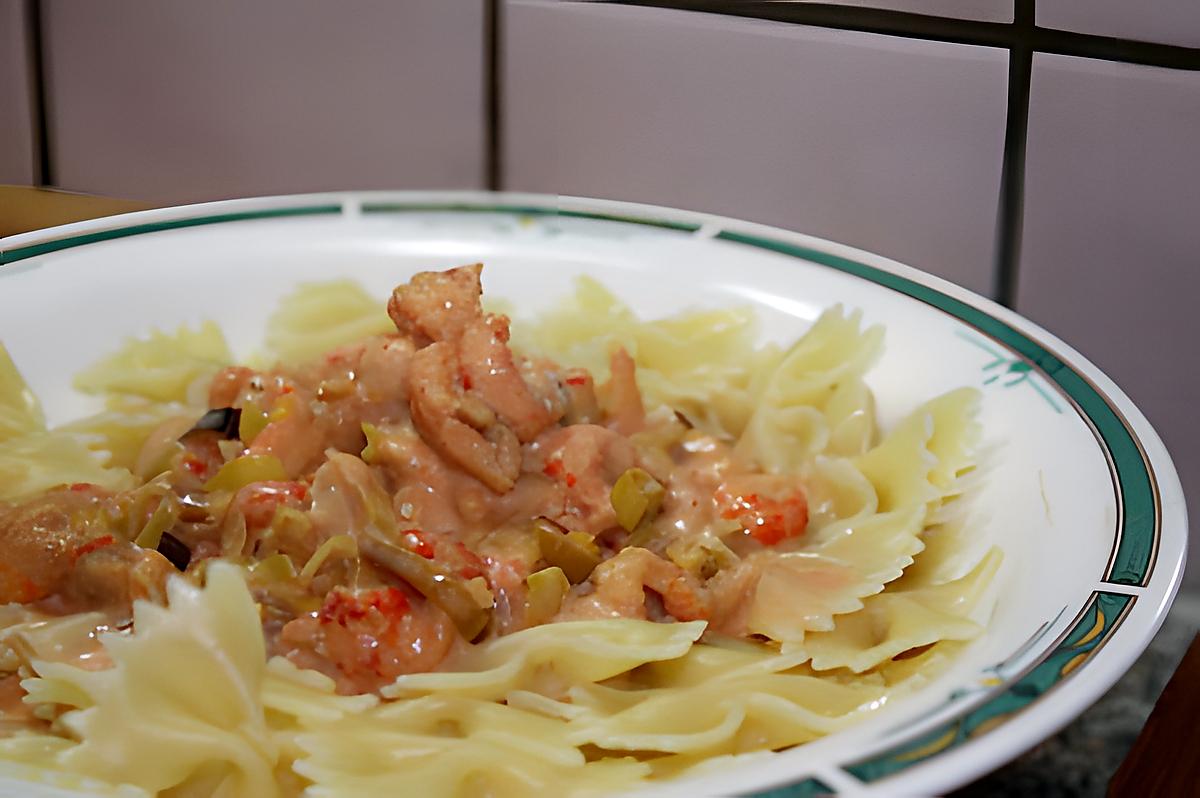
0 0 35 186
38 0 487 204
7 2 1200 585
1039 0 1200 49
503 1 1008 295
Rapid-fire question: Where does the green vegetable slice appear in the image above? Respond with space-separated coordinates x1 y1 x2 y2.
534 517 600 584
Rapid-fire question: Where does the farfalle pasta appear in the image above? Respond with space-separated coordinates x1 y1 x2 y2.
0 266 1000 796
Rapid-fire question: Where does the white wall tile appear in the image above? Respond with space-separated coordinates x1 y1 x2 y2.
0 0 35 186
1017 54 1200 587
1038 0 1200 49
43 0 485 204
503 1 1009 296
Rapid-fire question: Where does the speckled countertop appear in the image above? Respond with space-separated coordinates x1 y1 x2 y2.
949 596 1199 797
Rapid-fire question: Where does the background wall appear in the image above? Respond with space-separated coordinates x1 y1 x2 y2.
502 2 1008 295
0 0 35 185
16 0 488 203
1 1 1197 593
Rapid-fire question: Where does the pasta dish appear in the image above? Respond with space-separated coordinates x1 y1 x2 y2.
0 264 999 796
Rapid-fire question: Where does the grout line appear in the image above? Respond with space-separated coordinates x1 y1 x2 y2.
601 1 1015 48
484 0 503 191
1032 25 1200 71
992 0 1033 307
598 1 1200 71
594 0 1197 312
24 0 51 187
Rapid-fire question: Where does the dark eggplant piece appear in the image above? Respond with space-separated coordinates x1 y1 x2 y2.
156 532 192 571
181 407 242 440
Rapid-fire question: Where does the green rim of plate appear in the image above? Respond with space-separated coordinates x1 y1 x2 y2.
0 197 1161 794
360 201 702 232
0 205 342 264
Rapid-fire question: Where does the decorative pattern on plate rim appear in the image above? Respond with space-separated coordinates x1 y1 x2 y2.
873 604 1072 743
953 329 1063 413
842 592 1134 786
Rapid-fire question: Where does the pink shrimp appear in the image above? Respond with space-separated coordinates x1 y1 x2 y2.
388 263 484 345
0 487 175 612
355 335 417 408
560 367 600 425
459 314 558 442
208 365 258 408
247 391 324 478
409 342 522 493
526 424 636 535
279 586 455 695
392 264 566 491
604 347 645 436
559 547 710 622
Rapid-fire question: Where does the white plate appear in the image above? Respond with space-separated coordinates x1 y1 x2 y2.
0 191 1187 797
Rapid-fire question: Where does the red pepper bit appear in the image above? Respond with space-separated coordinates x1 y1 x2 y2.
319 587 410 626
318 592 359 624
403 529 436 559
461 369 473 390
242 481 310 530
14 576 40 603
565 375 588 386
453 542 486 579
491 317 511 344
369 587 411 618
68 482 95 492
72 535 116 563
718 491 808 546
543 458 578 488
182 455 208 476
